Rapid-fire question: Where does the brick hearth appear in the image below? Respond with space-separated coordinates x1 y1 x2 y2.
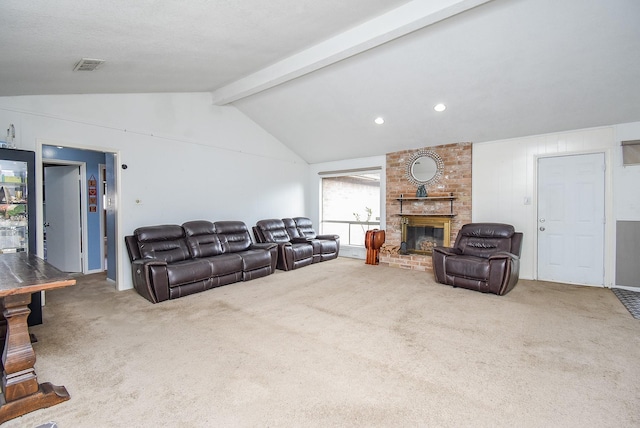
380 142 472 271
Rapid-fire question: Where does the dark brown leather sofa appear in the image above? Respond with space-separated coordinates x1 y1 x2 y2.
432 223 523 295
253 217 340 270
125 220 277 303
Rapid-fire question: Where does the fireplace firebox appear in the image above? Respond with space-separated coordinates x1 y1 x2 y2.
401 216 451 255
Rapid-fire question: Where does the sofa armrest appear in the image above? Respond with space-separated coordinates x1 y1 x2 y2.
250 242 278 251
251 242 279 272
124 235 141 262
131 259 169 303
315 234 339 240
281 241 297 270
291 237 312 244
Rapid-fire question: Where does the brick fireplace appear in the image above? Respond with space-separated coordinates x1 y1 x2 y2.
380 142 472 271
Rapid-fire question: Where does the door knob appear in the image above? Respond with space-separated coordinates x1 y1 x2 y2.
539 218 545 223
539 227 545 231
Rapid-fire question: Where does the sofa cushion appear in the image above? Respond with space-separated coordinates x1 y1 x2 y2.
311 239 338 255
292 217 317 239
135 225 190 263
256 219 292 243
214 221 252 253
283 218 302 239
291 242 314 260
166 259 212 287
236 249 272 271
202 253 243 277
183 220 225 258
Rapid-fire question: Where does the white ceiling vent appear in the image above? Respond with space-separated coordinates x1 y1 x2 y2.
73 58 105 72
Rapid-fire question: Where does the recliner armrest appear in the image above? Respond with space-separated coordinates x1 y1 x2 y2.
488 251 519 261
432 246 462 256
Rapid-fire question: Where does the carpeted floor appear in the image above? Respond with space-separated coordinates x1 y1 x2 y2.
612 288 640 319
5 258 640 427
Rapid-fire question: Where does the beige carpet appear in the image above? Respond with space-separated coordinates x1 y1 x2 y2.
6 257 640 427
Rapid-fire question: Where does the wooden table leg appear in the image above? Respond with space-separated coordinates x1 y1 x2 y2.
0 295 70 424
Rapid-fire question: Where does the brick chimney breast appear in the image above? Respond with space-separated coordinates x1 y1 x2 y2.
381 142 472 271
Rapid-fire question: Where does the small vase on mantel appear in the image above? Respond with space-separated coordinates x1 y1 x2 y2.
416 185 427 197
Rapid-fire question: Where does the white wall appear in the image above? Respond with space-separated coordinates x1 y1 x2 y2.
308 155 386 258
473 122 640 286
0 93 309 291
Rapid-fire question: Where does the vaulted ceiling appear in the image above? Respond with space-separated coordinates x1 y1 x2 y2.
2 0 639 163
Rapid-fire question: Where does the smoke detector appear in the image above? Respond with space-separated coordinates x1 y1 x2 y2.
73 58 105 72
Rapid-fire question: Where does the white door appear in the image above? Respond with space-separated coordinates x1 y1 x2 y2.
537 153 605 285
44 165 82 272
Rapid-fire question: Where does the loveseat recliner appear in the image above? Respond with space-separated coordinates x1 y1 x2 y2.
291 217 341 264
125 220 277 303
253 217 340 271
432 223 523 295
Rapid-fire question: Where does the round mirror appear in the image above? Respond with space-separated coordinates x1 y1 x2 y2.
411 156 438 182
405 150 444 187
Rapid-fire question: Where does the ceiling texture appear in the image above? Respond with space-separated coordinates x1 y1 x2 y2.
1 0 639 164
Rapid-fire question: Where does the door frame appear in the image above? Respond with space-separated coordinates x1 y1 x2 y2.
99 163 106 271
533 149 614 287
43 160 87 273
35 139 123 289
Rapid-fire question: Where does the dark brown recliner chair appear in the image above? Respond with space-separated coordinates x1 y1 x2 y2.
432 223 523 295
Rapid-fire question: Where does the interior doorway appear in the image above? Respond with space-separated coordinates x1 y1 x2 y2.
537 153 606 286
41 144 118 282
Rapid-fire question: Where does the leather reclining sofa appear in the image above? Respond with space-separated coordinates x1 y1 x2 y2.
253 217 340 271
125 220 278 303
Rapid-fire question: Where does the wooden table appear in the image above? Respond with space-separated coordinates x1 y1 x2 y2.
0 253 75 423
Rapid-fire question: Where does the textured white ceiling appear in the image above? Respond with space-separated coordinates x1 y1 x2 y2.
234 0 640 163
0 0 410 95
1 0 639 164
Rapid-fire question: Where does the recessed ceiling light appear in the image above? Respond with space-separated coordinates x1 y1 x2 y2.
434 103 446 112
374 117 385 125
